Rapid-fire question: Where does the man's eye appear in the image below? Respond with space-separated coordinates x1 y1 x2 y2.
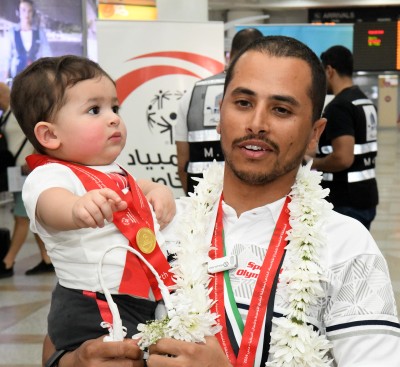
236 100 251 108
274 106 290 115
88 106 100 115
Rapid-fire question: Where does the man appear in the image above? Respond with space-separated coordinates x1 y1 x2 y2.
43 36 400 367
311 45 379 230
175 27 262 195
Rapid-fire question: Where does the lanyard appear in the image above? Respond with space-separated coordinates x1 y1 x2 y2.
210 195 291 366
26 154 174 300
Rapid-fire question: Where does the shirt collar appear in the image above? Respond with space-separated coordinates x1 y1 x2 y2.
222 196 287 224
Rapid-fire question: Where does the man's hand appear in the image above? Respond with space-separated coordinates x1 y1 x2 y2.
43 335 145 367
147 336 233 367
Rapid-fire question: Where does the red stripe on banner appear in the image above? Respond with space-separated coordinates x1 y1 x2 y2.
129 51 224 75
116 66 201 104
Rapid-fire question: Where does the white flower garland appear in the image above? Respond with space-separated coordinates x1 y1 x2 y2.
135 162 224 348
266 161 333 367
135 161 333 367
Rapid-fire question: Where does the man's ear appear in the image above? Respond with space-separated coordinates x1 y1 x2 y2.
34 121 60 150
307 118 326 153
325 65 334 79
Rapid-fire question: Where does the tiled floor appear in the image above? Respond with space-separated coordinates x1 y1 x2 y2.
0 127 399 367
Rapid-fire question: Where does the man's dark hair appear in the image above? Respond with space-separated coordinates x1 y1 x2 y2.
224 35 327 123
20 0 35 6
320 45 353 77
229 28 263 61
10 55 114 154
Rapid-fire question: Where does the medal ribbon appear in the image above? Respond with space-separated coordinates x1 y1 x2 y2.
210 195 291 366
26 154 173 300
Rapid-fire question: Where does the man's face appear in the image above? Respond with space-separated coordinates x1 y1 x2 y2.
19 2 34 24
218 51 319 187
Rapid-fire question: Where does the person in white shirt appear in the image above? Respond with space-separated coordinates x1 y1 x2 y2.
42 36 400 367
6 0 52 80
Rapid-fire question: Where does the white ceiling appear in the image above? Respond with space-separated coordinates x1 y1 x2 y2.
208 0 400 11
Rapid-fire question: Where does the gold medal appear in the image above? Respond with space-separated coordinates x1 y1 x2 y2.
136 227 156 254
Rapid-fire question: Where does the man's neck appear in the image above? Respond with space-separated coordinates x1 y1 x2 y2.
221 169 296 217
20 22 32 32
333 77 353 96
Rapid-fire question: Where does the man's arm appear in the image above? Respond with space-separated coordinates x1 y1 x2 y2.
325 253 400 366
43 334 145 367
311 135 355 172
175 141 189 195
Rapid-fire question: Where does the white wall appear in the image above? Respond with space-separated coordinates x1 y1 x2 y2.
156 0 208 21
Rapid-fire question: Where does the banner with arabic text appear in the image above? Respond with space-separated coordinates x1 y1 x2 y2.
97 20 224 197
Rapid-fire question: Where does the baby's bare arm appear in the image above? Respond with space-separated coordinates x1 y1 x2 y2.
36 187 127 231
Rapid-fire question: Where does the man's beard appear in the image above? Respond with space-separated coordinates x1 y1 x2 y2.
221 134 305 186
224 156 302 186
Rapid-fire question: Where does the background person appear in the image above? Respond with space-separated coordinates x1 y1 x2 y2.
42 36 400 367
309 45 379 230
5 0 52 81
175 27 263 195
0 81 52 278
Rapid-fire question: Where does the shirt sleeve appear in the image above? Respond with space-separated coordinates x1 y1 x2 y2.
22 163 84 236
324 246 400 365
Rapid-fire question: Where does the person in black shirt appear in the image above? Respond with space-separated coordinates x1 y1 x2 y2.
310 45 378 230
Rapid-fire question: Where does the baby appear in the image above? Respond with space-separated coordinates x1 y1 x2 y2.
10 55 175 351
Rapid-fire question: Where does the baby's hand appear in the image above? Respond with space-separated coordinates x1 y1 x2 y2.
146 186 176 229
72 188 127 229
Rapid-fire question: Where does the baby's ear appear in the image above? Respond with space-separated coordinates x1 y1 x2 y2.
34 121 61 150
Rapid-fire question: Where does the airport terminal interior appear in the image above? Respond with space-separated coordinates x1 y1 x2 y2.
1 0 400 366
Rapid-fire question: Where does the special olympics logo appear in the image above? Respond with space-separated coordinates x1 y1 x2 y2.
115 52 224 144
147 89 184 144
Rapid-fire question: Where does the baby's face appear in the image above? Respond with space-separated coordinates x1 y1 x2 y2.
51 76 127 166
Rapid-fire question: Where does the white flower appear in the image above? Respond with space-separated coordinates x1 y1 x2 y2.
267 161 332 366
267 318 331 367
135 161 224 350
